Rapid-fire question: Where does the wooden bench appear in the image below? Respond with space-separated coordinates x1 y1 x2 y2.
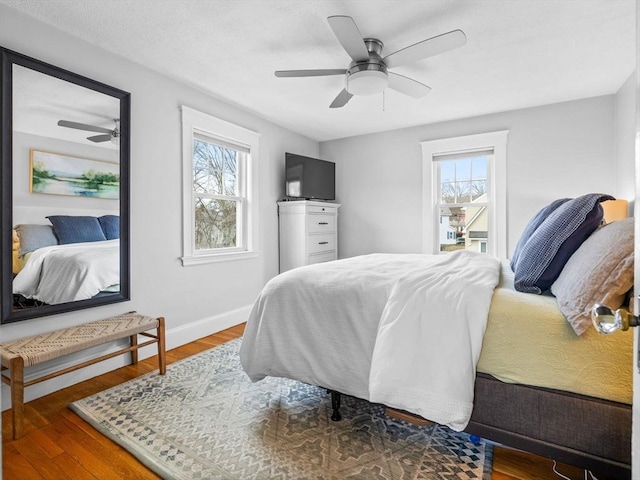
0 312 166 439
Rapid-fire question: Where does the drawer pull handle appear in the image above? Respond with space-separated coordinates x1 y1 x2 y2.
318 222 328 225
318 241 329 245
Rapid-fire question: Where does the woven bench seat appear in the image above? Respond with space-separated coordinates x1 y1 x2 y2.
0 312 166 439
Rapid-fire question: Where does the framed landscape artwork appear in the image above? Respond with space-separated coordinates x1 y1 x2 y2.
29 149 120 199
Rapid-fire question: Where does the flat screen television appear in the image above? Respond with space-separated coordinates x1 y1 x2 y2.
285 152 335 201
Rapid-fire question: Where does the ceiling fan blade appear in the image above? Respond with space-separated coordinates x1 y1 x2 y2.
329 89 353 108
275 69 346 78
327 16 370 62
57 119 113 134
87 134 112 143
388 72 432 98
383 29 467 68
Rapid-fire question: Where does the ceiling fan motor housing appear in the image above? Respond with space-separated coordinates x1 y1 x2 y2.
346 38 389 95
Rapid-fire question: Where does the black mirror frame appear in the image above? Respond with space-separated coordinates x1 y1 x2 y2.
0 47 130 324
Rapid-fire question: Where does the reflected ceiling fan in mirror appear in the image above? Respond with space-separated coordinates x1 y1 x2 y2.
275 16 466 108
57 118 120 144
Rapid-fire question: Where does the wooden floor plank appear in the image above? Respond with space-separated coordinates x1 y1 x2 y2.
3 443 45 480
12 437 75 480
28 428 65 459
49 452 99 480
492 446 587 480
2 322 578 479
59 434 131 480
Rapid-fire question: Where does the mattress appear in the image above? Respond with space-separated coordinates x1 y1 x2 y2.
477 262 633 404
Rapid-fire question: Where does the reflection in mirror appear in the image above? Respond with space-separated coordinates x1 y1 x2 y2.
1 47 130 324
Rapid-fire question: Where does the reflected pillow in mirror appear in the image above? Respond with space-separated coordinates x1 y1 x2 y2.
14 224 58 256
98 215 119 240
551 217 634 336
47 215 107 244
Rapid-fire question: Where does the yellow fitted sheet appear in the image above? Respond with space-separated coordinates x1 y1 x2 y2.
477 263 633 405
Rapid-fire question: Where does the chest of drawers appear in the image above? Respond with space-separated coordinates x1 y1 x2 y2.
278 201 340 272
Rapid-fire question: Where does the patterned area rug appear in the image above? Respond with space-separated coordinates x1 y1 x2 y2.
70 339 493 479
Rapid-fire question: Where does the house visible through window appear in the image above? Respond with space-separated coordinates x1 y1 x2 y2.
181 106 260 265
435 151 490 254
420 130 508 259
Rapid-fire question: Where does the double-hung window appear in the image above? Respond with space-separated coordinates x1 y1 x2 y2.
421 131 508 259
192 133 245 250
181 106 259 265
434 151 490 253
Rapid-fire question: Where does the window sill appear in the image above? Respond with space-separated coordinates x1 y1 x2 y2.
181 250 259 266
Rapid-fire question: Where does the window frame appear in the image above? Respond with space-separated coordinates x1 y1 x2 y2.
420 130 509 259
181 105 260 266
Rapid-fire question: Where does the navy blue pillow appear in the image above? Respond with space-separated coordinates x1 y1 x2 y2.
513 193 614 294
510 198 571 272
47 216 107 244
98 215 120 240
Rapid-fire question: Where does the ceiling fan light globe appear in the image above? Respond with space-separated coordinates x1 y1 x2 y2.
347 69 388 95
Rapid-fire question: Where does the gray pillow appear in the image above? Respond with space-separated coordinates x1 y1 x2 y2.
551 217 634 335
14 224 58 257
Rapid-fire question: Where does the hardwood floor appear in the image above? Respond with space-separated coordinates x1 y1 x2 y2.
3 323 582 480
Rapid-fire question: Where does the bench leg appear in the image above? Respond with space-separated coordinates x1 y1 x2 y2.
9 356 24 440
157 317 166 375
130 334 139 365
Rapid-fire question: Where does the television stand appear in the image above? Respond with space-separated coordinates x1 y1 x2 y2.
277 200 340 272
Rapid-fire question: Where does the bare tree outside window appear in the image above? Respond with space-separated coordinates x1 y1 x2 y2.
441 180 487 204
193 139 240 250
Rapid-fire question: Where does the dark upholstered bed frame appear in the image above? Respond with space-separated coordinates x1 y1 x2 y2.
330 373 631 479
468 374 631 479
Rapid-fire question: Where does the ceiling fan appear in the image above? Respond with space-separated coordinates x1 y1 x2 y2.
275 16 466 108
57 119 120 144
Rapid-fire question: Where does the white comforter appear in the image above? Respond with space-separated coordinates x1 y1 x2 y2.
13 240 119 305
240 250 500 431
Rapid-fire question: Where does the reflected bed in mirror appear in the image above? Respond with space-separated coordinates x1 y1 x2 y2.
1 47 130 324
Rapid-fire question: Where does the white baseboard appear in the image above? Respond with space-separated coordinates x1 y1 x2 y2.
162 304 250 352
0 305 250 411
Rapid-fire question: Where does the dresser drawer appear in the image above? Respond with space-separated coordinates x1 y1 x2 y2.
307 214 336 233
307 205 337 215
308 250 336 265
307 234 336 254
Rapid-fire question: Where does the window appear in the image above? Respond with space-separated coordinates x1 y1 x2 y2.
421 131 508 259
181 106 260 265
435 151 489 254
192 133 245 250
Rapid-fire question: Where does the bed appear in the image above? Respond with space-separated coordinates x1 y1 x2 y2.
12 214 120 306
240 194 634 479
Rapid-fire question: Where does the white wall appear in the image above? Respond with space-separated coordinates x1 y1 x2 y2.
0 5 319 405
321 95 623 259
615 73 637 209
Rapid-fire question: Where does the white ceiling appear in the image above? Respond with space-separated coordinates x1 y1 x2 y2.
1 0 636 142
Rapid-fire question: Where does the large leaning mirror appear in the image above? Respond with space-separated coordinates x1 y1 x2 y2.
1 47 130 324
